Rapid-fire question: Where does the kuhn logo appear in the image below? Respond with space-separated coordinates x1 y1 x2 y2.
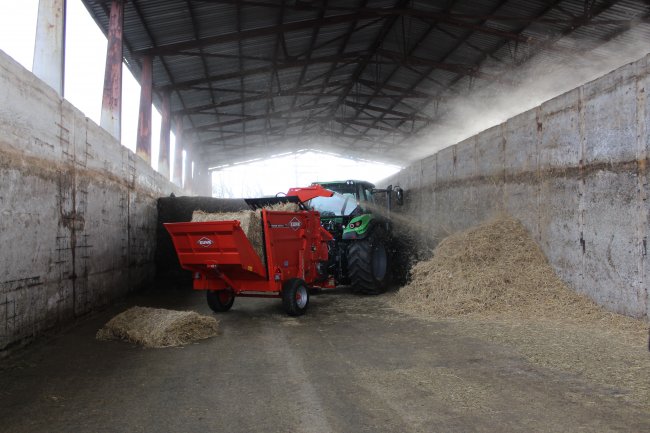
289 217 302 231
197 237 214 247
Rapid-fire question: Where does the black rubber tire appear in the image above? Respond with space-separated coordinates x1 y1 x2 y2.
282 278 309 316
347 229 391 295
206 289 235 312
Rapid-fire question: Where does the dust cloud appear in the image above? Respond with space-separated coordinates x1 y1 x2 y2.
405 23 650 162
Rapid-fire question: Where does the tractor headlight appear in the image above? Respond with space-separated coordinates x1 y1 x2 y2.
349 221 362 229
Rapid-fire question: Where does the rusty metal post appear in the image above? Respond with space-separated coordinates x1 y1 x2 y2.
100 0 125 140
136 55 153 164
172 116 184 187
33 0 66 96
158 91 172 179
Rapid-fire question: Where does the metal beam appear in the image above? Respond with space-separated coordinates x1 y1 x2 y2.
261 2 286 143
159 91 172 179
186 102 332 133
392 0 603 145
311 0 412 138
173 116 184 187
335 118 410 134
126 0 203 151
236 1 245 144
280 0 328 141
194 116 410 143
347 0 518 143
136 55 153 164
33 0 66 96
100 0 124 140
342 101 432 122
136 8 534 57
185 0 226 146
160 52 367 91
175 80 349 115
356 78 439 99
376 49 496 80
138 13 375 56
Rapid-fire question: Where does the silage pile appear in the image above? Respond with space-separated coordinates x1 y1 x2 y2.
191 202 301 263
392 217 607 321
96 307 219 348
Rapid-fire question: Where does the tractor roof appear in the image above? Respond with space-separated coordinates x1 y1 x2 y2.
313 180 376 189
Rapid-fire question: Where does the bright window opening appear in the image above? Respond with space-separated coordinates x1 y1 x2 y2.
211 150 401 198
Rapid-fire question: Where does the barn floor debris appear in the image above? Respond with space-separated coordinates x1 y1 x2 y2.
0 288 648 433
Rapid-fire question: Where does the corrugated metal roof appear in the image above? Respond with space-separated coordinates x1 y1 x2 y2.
81 0 650 166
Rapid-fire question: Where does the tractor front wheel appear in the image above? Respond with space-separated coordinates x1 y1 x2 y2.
347 230 390 295
282 278 310 316
206 288 235 312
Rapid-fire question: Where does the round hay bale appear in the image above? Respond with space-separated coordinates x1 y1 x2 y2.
96 307 219 348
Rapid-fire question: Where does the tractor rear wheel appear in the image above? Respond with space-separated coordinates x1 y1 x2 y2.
206 288 235 312
347 229 390 295
282 278 309 316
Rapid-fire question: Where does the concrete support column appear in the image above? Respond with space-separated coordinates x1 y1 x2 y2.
100 0 124 140
33 0 66 96
184 145 193 193
136 55 153 164
193 163 212 197
158 91 171 179
172 116 184 187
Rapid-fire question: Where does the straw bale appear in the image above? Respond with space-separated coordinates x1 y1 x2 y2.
191 203 301 264
96 307 219 348
392 217 627 323
264 202 300 212
192 210 264 261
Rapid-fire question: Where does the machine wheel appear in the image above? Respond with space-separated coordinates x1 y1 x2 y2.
282 278 309 316
206 288 235 312
347 229 390 295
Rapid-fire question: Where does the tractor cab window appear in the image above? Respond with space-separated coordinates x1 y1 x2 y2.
307 192 357 217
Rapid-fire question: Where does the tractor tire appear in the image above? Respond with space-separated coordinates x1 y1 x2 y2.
347 229 390 295
282 278 309 316
206 288 235 313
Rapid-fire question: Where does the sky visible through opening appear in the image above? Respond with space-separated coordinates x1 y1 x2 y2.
212 150 401 198
0 0 401 197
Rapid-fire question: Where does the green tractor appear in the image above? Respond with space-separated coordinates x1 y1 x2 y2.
305 180 404 295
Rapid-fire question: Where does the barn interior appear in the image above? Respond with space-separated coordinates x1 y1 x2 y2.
1 1 650 432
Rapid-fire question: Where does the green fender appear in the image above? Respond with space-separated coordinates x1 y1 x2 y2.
342 214 376 240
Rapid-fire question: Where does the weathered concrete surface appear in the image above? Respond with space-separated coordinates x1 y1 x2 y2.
0 50 181 352
0 290 647 433
385 54 650 319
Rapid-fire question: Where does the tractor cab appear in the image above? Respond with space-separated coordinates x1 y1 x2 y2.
307 180 403 239
305 180 376 238
302 180 404 294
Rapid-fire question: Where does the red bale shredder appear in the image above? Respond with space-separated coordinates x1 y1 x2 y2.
164 186 335 316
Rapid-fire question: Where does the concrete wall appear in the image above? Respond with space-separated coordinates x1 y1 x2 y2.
385 54 649 319
0 51 181 351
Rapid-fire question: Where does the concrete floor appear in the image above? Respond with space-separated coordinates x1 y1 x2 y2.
1 288 648 433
